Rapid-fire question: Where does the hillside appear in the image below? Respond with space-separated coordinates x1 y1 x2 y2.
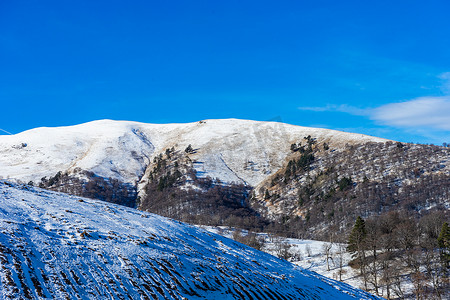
0 119 387 187
0 119 448 238
0 181 380 299
0 119 391 229
253 140 450 238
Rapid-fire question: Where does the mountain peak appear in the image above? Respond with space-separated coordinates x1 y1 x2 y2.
0 119 389 186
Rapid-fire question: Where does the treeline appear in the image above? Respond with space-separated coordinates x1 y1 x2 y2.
347 211 449 299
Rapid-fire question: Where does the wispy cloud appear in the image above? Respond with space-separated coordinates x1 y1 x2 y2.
300 97 450 132
0 128 13 135
298 104 368 116
439 72 450 94
299 72 450 136
370 97 450 131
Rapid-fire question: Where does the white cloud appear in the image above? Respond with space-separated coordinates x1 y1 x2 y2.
0 128 13 135
298 73 450 142
298 97 450 132
298 104 368 116
369 97 450 131
439 72 450 93
297 104 336 112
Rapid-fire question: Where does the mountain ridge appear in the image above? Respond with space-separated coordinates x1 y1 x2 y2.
2 119 447 240
0 118 389 187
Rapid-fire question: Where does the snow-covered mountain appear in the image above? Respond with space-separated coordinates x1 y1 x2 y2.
0 119 388 187
0 181 380 299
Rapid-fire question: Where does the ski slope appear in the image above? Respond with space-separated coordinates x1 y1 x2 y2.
0 181 381 299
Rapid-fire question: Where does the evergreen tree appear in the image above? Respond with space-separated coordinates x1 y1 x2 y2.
185 144 193 153
338 176 353 191
348 216 367 253
438 222 450 270
348 216 368 289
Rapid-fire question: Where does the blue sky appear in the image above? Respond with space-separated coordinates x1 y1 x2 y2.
1 0 450 143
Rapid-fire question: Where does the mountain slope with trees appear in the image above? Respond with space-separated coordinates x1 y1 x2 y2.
0 119 448 240
0 181 381 300
0 119 388 188
252 140 450 239
1 119 448 298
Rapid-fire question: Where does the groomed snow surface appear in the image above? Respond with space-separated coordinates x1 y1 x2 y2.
0 182 381 299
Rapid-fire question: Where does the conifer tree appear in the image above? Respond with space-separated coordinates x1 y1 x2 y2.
438 222 450 270
348 216 368 289
348 216 367 253
185 144 193 153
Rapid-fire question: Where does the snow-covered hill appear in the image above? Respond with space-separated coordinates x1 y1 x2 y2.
0 181 380 299
0 119 388 188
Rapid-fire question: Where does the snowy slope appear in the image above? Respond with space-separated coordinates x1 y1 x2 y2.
0 120 155 185
201 227 361 289
0 182 381 299
0 119 389 187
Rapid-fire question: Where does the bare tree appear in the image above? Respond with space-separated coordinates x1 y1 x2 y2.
366 219 380 296
423 247 444 300
322 242 333 271
305 244 312 257
274 239 292 261
333 243 346 281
